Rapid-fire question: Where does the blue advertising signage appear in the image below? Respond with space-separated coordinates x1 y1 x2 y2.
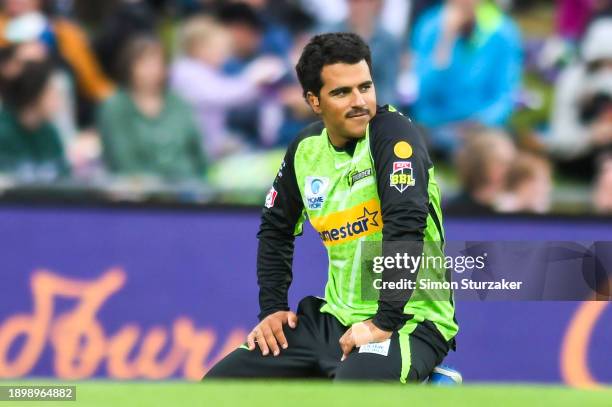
0 206 610 387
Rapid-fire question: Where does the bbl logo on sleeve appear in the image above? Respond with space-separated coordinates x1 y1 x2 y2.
390 162 415 193
305 176 329 210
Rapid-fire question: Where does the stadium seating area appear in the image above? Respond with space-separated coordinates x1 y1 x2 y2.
0 0 610 215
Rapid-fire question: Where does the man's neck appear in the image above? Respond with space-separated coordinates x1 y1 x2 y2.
325 110 377 149
326 127 351 149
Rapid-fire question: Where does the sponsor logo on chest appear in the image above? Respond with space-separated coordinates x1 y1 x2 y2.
309 199 383 246
348 168 373 187
305 176 330 210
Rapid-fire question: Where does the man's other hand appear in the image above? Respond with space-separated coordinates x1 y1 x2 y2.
246 311 298 356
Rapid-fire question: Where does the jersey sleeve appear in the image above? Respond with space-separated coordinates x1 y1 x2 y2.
369 109 432 331
256 132 308 320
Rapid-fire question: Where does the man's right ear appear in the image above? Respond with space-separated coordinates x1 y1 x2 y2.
306 91 321 114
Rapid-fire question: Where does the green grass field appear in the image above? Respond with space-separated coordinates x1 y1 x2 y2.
1 381 612 407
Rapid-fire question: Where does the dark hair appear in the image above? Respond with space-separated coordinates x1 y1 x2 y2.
505 152 550 191
455 128 515 193
295 32 372 99
0 45 17 91
217 2 263 31
0 45 16 67
116 35 164 87
1 59 53 113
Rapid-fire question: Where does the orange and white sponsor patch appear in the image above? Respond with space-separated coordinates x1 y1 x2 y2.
309 199 383 246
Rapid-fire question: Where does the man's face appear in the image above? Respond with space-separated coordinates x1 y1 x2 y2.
308 60 377 144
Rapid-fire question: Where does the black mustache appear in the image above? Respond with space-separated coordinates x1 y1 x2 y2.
346 109 370 118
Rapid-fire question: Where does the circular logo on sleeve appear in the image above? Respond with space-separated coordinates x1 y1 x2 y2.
393 141 413 159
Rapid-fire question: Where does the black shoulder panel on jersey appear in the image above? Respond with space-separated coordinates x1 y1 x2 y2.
368 105 432 241
368 106 433 332
255 120 323 320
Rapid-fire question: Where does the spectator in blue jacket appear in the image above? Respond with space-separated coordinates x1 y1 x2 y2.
410 0 523 155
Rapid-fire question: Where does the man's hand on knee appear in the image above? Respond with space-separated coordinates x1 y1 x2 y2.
339 319 392 361
246 311 298 357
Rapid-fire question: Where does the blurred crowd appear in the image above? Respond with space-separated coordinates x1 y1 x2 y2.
0 0 610 214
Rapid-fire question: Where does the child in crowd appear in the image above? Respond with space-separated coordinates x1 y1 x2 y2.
496 152 553 214
170 16 285 161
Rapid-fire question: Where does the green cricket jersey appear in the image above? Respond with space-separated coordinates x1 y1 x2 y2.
257 105 458 342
